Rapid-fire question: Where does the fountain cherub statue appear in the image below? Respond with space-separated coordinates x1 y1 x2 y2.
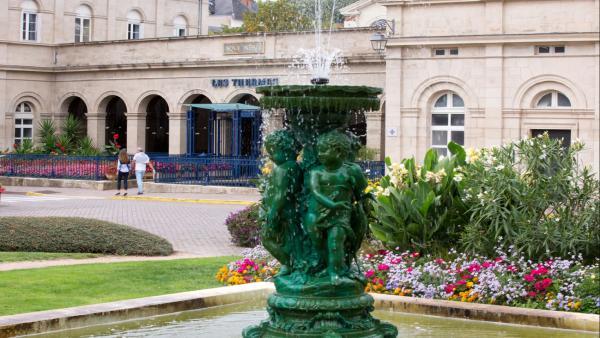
303 131 364 285
261 129 302 276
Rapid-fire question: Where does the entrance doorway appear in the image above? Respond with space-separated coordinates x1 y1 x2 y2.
145 96 169 153
105 96 127 147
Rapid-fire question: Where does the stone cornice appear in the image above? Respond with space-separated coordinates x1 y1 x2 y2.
400 108 419 117
388 32 600 48
502 108 596 119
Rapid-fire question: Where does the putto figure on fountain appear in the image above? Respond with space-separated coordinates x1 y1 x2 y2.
304 131 366 285
261 129 304 277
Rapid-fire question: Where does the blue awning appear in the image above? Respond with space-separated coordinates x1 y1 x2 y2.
185 103 261 112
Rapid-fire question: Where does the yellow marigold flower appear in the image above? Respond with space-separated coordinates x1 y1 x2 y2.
256 278 262 282
394 288 401 295
466 282 474 289
472 277 478 283
574 301 581 310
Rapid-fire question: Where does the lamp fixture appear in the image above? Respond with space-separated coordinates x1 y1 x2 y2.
369 19 395 54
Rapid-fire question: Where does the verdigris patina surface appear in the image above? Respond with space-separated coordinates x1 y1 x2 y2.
243 85 397 338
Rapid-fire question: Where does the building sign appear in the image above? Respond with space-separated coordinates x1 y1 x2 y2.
212 78 279 88
224 42 264 55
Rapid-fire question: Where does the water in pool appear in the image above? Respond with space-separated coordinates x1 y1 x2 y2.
24 302 594 338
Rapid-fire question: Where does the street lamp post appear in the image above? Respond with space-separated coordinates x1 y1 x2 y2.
369 19 395 54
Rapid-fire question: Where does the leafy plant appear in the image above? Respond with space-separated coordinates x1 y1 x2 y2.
242 0 311 33
460 134 599 261
225 204 261 247
76 136 101 156
369 142 467 255
13 139 35 154
62 115 83 148
356 146 379 161
37 119 57 153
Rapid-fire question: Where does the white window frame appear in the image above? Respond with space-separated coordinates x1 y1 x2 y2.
21 10 39 42
14 103 34 144
174 26 186 37
128 22 142 40
431 92 465 157
75 16 91 42
535 91 571 108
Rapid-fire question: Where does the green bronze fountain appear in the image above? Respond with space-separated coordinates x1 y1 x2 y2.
242 83 398 338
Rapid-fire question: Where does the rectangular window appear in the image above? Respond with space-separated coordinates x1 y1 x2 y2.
531 129 571 148
22 12 37 41
14 117 33 144
432 114 448 126
434 49 445 56
450 114 464 126
433 48 459 57
176 28 186 37
75 17 91 42
537 46 550 54
432 130 448 146
554 46 565 53
128 23 140 40
451 131 464 145
449 48 459 55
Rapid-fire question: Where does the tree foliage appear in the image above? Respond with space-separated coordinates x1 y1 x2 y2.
243 0 311 33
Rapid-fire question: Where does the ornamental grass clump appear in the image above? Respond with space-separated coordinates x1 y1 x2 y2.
460 134 599 261
368 142 467 255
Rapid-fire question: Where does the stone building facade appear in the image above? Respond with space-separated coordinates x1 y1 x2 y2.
0 0 598 172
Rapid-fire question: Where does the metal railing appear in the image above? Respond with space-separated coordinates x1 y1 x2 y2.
0 154 385 186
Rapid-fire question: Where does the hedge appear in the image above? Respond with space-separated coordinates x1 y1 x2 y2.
0 217 173 256
225 204 261 247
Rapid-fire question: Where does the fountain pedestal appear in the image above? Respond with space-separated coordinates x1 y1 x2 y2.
243 85 397 338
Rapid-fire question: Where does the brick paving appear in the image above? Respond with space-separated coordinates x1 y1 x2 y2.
0 186 260 257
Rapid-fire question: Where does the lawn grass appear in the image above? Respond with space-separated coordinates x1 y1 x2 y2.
0 252 102 263
0 256 237 316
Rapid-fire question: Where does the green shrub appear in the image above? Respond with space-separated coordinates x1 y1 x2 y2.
460 134 599 261
226 204 261 247
369 142 467 255
0 217 173 256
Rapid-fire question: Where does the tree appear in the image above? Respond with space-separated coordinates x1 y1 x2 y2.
296 0 357 28
243 0 311 33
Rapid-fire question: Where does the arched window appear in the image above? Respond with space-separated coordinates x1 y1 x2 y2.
75 4 92 42
536 90 571 108
173 15 187 37
15 102 34 144
431 92 465 156
127 10 143 40
21 0 39 41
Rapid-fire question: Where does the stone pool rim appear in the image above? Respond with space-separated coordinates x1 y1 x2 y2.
0 282 597 337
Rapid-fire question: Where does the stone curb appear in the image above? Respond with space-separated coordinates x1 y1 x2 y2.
110 195 255 205
372 293 599 333
0 283 275 338
0 176 259 194
1 282 597 337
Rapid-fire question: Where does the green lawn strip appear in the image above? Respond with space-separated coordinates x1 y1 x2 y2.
0 252 102 263
0 256 237 316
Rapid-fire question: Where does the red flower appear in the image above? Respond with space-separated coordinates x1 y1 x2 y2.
528 291 537 298
524 274 535 282
377 264 390 271
12 143 17 149
113 134 119 140
444 284 456 294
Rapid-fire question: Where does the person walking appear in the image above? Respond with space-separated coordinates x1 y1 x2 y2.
132 147 155 195
115 149 131 196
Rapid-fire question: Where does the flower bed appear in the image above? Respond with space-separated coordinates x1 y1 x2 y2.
216 245 600 314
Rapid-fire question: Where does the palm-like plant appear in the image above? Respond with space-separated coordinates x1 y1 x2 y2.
37 119 57 153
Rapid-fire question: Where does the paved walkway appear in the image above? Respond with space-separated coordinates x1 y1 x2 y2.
0 186 260 263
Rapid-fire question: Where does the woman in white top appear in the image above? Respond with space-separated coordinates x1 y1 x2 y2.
115 149 131 196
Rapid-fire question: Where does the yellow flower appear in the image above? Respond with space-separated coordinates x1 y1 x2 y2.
472 277 478 283
466 282 474 289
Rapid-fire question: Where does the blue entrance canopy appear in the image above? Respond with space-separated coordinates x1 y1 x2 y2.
186 103 261 112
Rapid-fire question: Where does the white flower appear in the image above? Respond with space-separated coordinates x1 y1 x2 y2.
453 174 463 182
495 164 505 170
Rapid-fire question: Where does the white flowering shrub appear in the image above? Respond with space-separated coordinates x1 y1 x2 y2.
369 142 467 254
460 134 599 261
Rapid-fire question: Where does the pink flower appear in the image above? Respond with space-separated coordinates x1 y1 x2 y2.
391 257 402 264
456 280 466 285
378 264 390 271
524 274 535 282
434 258 445 265
541 278 553 289
494 257 504 263
407 267 414 273
468 263 481 273
378 250 389 255
411 252 420 258
507 265 518 273
528 291 537 298
534 281 545 291
444 284 456 294
482 261 493 269
365 269 375 278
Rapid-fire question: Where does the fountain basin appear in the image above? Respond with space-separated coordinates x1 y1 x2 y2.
1 283 597 337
